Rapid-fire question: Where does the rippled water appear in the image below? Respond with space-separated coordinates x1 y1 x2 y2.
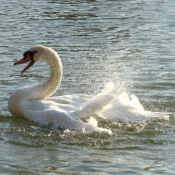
1 0 175 174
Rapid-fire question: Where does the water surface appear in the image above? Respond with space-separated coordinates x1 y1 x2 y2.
1 0 175 174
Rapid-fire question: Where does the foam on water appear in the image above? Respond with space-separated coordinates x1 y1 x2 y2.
96 83 169 123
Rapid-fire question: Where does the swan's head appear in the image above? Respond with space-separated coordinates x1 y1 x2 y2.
14 45 48 74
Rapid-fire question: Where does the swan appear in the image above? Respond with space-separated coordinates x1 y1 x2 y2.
8 45 169 133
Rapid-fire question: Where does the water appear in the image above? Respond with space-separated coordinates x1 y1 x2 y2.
0 0 175 174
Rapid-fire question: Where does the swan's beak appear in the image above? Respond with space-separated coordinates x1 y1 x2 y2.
14 54 34 74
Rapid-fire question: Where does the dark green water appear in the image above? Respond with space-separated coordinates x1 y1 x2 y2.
1 0 175 174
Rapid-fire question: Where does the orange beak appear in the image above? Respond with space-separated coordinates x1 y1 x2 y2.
14 54 34 74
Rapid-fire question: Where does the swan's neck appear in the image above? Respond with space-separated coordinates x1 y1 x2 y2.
42 55 62 99
25 49 63 100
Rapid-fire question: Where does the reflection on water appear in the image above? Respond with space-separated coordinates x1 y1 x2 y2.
0 0 175 174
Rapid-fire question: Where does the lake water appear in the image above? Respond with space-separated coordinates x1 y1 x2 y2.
1 0 175 174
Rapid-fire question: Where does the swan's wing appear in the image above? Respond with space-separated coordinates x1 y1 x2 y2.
19 100 111 133
48 94 92 112
71 86 124 119
48 94 92 104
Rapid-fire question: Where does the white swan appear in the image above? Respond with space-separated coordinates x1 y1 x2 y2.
8 45 114 133
8 45 169 133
